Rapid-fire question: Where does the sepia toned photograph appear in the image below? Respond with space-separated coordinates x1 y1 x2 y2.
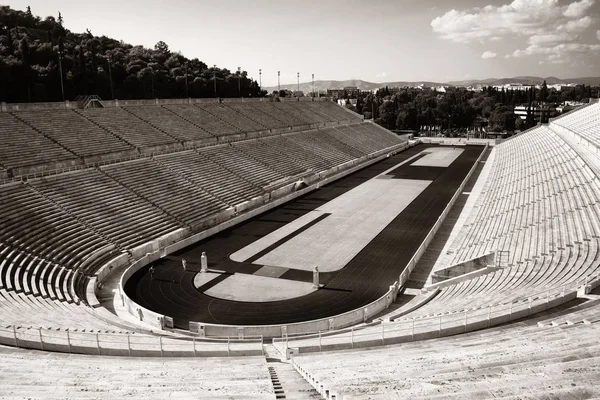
0 0 599 398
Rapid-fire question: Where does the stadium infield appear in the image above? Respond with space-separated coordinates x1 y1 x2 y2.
125 144 484 328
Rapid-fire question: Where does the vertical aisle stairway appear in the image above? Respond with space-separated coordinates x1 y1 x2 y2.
264 344 322 399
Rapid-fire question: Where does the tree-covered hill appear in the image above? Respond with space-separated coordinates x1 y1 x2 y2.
0 5 264 103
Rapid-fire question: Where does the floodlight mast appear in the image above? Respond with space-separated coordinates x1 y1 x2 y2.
278 71 280 93
238 67 242 98
107 55 115 100
213 64 217 98
57 36 65 101
184 61 188 98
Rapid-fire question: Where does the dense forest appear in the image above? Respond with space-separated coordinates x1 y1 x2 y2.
350 83 596 134
0 6 264 103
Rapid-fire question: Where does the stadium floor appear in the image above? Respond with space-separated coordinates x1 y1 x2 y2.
125 144 484 328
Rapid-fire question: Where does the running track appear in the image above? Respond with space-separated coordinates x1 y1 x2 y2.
125 144 484 328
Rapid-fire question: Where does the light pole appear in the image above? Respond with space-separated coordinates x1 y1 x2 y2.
184 62 189 98
213 64 217 98
57 37 65 101
297 72 300 94
312 73 314 98
278 71 280 94
151 70 155 99
259 69 262 92
372 96 375 120
107 54 114 100
237 67 241 98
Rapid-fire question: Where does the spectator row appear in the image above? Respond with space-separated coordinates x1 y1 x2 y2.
0 100 362 177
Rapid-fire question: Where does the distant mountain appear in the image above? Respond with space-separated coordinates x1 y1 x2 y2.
265 76 600 93
263 79 445 93
447 76 600 87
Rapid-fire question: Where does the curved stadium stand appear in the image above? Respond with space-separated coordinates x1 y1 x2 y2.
1 98 600 398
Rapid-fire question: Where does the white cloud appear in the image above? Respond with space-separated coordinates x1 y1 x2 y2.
559 16 594 33
376 72 388 80
564 0 595 18
431 0 596 44
433 0 600 66
481 51 498 59
527 16 593 45
431 0 563 43
528 33 571 45
512 42 600 58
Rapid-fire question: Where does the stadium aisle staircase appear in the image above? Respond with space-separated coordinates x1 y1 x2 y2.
225 102 288 130
551 102 600 148
249 101 309 127
78 108 178 149
124 105 215 142
14 110 135 158
197 103 266 133
232 139 311 178
0 113 79 172
292 308 600 399
28 169 183 249
199 144 285 189
163 104 240 137
0 347 275 399
0 99 406 357
154 150 265 206
101 159 229 229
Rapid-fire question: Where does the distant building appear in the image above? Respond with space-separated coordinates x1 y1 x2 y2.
337 99 357 107
376 87 399 95
514 105 558 121
564 100 586 107
468 86 485 92
343 86 360 98
327 89 345 100
547 84 564 91
514 105 541 120
495 84 537 91
327 86 360 99
276 89 293 98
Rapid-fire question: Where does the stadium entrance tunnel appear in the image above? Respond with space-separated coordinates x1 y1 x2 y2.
120 144 486 337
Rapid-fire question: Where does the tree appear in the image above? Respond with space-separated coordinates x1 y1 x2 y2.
539 80 548 103
524 103 536 129
19 36 32 101
489 105 516 133
355 97 364 114
378 101 396 129
540 107 549 124
0 5 264 101
5 25 14 54
154 41 170 56
396 106 418 131
515 116 524 132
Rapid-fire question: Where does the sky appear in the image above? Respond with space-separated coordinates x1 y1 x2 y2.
9 0 600 86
